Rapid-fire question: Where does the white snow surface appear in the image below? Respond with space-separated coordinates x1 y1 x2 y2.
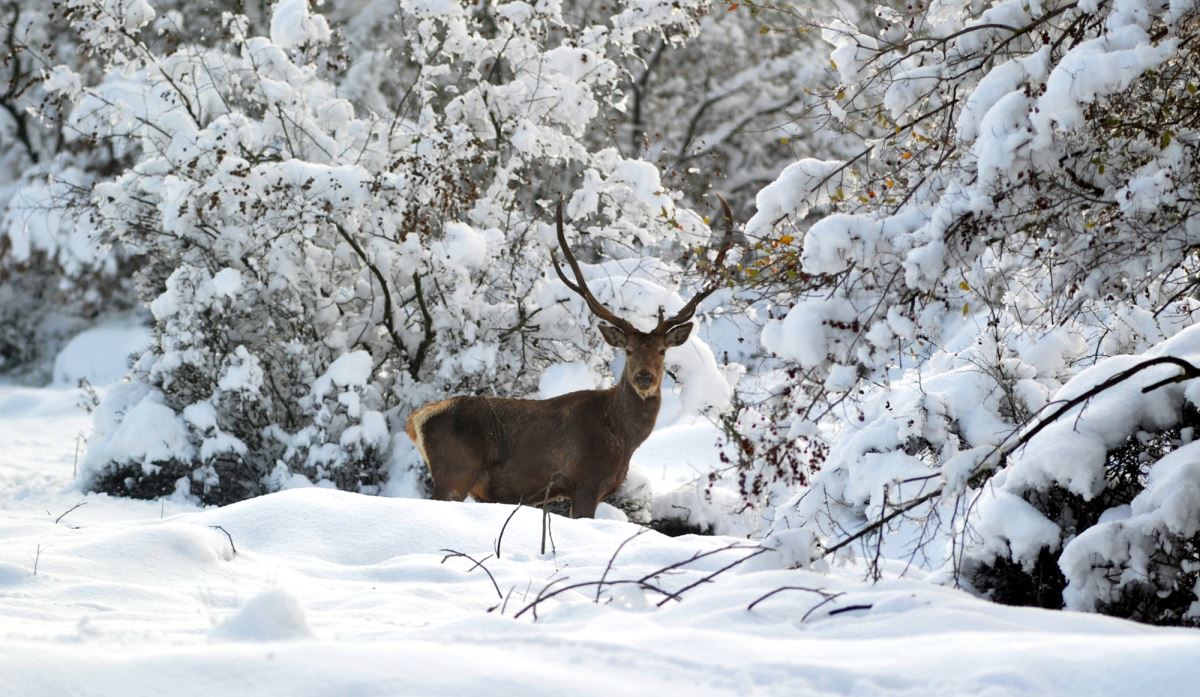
4 381 1200 694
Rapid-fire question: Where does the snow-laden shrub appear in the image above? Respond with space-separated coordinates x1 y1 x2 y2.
603 0 852 207
1060 439 1200 625
608 466 655 526
0 1 145 380
734 0 1200 558
961 326 1200 624
66 0 735 503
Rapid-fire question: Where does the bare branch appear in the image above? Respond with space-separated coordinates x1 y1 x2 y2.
53 502 87 525
208 525 237 555
441 549 503 599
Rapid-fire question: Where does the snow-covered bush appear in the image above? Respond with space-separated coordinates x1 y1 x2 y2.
735 0 1200 607
0 1 144 380
605 0 853 207
1059 438 1200 625
66 0 734 503
962 327 1200 624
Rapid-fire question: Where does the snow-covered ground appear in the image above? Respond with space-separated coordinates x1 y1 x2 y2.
3 334 1200 695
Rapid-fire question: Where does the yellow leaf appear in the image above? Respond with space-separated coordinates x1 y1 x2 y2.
962 302 970 316
779 136 791 145
900 151 913 160
829 58 838 71
779 234 795 245
959 281 970 291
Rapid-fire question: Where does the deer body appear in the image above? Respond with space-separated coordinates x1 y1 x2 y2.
407 375 661 518
406 199 733 518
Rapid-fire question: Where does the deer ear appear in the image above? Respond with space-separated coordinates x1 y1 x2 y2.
598 323 628 348
664 323 693 347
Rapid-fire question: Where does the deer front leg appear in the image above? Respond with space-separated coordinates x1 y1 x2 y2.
570 482 601 519
429 457 482 502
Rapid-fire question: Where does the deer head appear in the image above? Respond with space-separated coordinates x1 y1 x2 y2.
551 197 735 400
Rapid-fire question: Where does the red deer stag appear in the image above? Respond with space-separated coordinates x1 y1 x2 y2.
406 199 734 518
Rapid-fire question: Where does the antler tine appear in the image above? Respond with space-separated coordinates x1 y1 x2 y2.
656 194 736 332
550 199 638 334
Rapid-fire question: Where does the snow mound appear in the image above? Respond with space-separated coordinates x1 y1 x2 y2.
193 487 641 565
211 589 314 642
5 400 1200 695
0 561 31 586
51 317 151 387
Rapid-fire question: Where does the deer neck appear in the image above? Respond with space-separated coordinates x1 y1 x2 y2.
608 377 660 448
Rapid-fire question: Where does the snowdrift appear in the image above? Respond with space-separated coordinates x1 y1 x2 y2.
3 484 1200 696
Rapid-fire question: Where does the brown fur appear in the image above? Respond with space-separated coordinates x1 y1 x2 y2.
405 398 455 465
405 327 691 518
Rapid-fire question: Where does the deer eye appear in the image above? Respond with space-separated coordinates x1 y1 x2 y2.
659 350 666 356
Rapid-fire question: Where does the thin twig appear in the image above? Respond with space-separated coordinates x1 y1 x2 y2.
869 484 888 581
516 541 763 620
54 502 87 525
827 604 873 617
528 575 571 621
493 586 515 615
801 593 845 622
655 547 772 607
514 578 680 620
495 504 522 560
208 525 237 554
441 549 503 599
596 529 648 602
745 586 871 620
746 585 840 612
540 483 557 556
637 543 759 583
72 434 82 479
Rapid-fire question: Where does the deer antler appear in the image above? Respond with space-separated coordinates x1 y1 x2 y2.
551 200 639 335
652 194 736 333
